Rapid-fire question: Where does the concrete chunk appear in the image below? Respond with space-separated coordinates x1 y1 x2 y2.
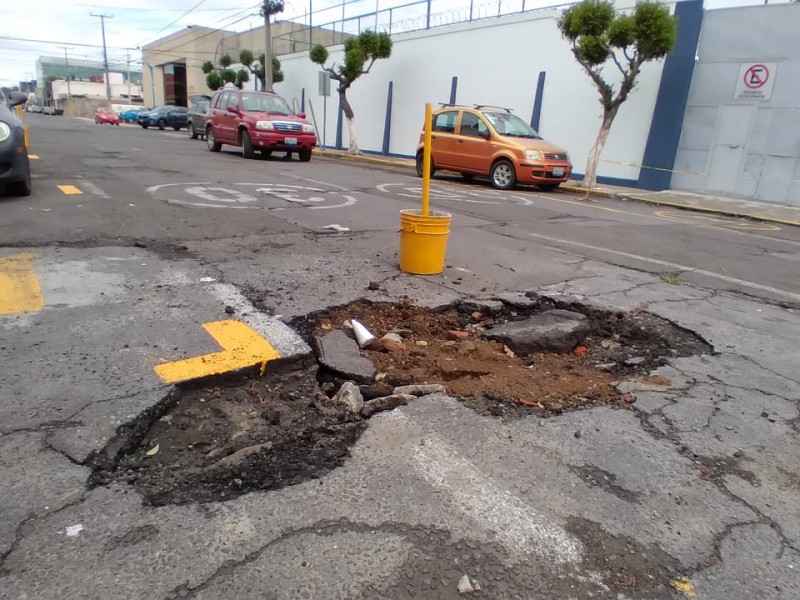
313 330 376 383
331 381 364 414
485 309 591 354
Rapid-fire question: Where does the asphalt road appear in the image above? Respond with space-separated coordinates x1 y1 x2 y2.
1 114 799 599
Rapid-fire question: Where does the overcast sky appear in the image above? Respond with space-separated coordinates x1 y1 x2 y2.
0 0 792 87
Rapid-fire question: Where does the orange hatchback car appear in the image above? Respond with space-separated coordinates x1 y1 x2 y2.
416 104 572 190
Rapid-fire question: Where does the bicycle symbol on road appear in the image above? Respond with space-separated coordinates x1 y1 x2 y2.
146 182 357 210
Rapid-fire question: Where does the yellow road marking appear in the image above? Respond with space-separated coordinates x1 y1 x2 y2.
154 320 281 384
29 154 40 160
0 253 44 315
57 185 83 195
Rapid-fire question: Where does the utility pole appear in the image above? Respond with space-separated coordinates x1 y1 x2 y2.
261 1 284 91
126 49 132 101
59 46 73 113
91 13 114 101
262 2 273 91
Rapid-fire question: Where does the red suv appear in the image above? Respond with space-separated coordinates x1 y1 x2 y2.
205 88 317 161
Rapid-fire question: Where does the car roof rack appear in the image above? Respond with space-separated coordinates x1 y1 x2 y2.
474 104 512 113
438 102 467 107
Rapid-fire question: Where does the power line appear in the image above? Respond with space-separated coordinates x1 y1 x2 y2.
136 0 212 47
0 35 128 50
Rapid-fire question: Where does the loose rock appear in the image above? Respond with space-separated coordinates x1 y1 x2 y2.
624 357 646 366
224 305 235 315
394 384 446 396
458 574 474 595
415 340 429 347
448 330 470 340
369 332 404 353
313 330 376 383
360 394 416 418
331 381 364 414
485 309 591 354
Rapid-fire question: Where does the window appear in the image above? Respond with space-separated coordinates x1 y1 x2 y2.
433 111 458 134
217 92 231 110
240 93 293 115
227 92 240 111
460 112 489 138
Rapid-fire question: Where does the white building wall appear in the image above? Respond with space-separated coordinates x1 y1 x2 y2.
274 3 671 183
52 80 142 101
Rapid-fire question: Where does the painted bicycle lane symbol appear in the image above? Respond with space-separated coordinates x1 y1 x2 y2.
375 182 534 206
146 182 358 210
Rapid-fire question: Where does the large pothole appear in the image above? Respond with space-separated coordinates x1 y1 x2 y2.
91 364 365 506
292 294 711 418
92 293 711 506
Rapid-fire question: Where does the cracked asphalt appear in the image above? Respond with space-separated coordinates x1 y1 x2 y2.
1 114 800 599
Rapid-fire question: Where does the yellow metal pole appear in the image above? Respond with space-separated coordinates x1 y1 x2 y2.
421 102 432 216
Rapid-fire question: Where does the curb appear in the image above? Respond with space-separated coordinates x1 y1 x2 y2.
313 149 799 227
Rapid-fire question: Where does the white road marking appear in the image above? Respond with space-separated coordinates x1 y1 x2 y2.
528 232 800 303
411 434 582 563
80 181 110 198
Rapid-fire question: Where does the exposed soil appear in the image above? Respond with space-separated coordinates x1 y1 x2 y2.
94 295 710 506
92 365 365 506
292 296 711 416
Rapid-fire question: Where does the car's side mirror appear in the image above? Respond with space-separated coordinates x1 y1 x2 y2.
8 91 27 108
296 112 306 119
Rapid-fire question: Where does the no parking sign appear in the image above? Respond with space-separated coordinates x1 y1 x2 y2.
734 62 778 100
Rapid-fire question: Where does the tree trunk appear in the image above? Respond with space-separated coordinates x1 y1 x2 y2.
338 88 359 154
582 109 616 190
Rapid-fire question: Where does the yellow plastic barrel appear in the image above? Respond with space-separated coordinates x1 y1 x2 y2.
399 208 452 275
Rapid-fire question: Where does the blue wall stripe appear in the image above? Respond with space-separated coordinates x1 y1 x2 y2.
530 71 546 132
382 81 393 155
335 97 343 150
571 172 638 188
449 76 458 104
637 0 704 191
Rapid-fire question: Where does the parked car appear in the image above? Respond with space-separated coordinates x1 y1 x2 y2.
187 97 210 140
204 89 316 160
122 106 147 123
42 105 56 116
95 106 120 125
0 89 31 196
416 104 572 190
143 105 188 130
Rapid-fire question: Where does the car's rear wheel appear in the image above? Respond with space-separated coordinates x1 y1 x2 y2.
241 130 256 159
206 127 221 152
299 149 312 162
158 119 166 131
461 173 476 181
188 123 198 140
416 152 436 178
490 159 516 190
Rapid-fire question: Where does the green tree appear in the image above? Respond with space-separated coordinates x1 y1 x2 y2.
202 54 252 91
310 30 392 154
238 49 284 91
559 0 676 189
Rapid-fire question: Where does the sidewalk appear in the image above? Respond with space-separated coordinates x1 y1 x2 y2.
315 148 800 227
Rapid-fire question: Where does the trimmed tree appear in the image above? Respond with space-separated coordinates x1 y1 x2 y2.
238 49 284 91
559 0 676 189
201 54 250 91
310 30 392 154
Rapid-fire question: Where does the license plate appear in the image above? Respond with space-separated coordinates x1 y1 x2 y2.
285 137 298 145
552 167 565 177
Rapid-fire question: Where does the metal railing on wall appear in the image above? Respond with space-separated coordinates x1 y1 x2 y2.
272 0 576 53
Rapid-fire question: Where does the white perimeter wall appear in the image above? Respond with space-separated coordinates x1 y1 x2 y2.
273 2 670 182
